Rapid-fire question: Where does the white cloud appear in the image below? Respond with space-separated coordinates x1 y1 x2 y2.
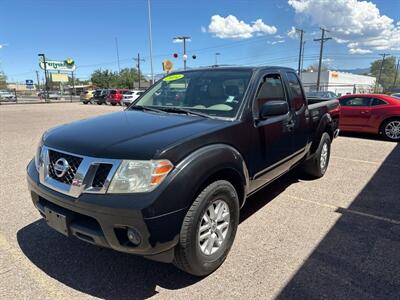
208 15 277 39
201 26 207 33
287 26 298 39
0 43 8 49
288 0 400 54
268 40 285 45
349 48 372 54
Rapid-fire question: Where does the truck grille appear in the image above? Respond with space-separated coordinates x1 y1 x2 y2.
92 164 113 188
48 150 83 185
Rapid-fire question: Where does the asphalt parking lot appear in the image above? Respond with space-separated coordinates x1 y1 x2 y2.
0 103 399 299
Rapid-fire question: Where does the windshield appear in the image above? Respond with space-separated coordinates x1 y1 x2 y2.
131 69 253 118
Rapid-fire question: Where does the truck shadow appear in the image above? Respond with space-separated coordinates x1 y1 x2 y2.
16 169 303 299
277 143 400 298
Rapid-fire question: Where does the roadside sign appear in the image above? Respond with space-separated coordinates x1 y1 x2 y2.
51 73 69 82
39 58 76 71
162 60 173 73
26 79 34 85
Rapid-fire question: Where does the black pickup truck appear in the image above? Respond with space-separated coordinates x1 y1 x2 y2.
27 67 339 276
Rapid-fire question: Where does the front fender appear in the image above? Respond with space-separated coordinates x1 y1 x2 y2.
145 144 249 217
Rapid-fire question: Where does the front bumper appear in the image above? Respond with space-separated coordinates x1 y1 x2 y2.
26 160 185 262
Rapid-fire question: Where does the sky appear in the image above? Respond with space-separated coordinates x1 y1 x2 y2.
0 0 399 83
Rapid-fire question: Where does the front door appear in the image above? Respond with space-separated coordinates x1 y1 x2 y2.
339 96 371 131
249 72 293 191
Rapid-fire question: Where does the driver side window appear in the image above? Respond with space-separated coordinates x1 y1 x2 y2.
254 73 286 115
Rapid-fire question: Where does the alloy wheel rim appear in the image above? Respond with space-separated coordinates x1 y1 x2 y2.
385 121 400 140
198 200 230 256
320 143 328 170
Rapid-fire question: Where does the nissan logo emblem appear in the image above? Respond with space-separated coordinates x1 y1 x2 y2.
53 158 70 178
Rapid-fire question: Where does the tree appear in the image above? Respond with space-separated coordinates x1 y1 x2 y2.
90 68 146 89
305 63 328 72
370 56 399 92
0 71 7 89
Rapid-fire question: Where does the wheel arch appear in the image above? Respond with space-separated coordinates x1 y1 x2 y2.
310 113 334 155
379 116 400 134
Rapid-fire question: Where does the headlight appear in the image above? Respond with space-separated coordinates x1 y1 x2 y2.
108 160 173 193
34 137 44 172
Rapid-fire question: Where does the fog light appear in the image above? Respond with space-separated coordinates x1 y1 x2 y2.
127 228 141 246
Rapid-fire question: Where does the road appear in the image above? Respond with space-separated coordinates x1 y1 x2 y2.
0 103 399 299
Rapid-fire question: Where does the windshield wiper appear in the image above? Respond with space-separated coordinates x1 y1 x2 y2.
129 105 165 114
157 107 211 118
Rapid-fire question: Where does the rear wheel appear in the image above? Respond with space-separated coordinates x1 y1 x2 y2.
174 180 239 276
83 101 88 105
381 119 400 141
302 132 331 178
111 103 116 106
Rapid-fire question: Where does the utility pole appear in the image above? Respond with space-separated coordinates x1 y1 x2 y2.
36 70 40 91
173 36 191 70
134 53 145 89
215 52 221 66
376 53 390 92
115 37 121 73
393 57 399 88
147 0 155 84
300 41 306 78
313 28 331 91
296 28 304 76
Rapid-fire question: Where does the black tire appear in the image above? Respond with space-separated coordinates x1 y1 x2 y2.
97 101 102 105
83 101 88 105
302 132 331 178
174 180 239 276
381 118 400 142
111 103 116 106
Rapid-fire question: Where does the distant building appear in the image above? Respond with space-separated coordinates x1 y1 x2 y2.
301 71 376 96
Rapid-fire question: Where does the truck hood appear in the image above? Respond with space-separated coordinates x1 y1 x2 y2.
44 110 230 160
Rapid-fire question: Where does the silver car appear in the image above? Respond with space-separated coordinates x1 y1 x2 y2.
122 90 144 106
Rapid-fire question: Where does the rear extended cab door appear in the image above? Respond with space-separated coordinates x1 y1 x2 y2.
283 72 311 155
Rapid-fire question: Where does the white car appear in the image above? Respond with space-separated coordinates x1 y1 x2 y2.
0 91 16 101
122 90 144 106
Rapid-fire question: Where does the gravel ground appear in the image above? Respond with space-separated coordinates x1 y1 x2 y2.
0 103 399 299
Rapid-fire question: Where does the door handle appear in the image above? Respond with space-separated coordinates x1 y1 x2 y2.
287 120 295 130
360 111 370 114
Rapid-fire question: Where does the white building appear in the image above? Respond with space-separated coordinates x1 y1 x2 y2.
301 71 376 96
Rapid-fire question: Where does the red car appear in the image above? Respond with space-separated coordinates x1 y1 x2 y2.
107 89 130 106
338 94 400 141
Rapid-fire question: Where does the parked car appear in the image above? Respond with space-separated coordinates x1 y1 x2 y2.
391 93 400 99
93 89 109 105
0 90 16 101
338 94 400 141
27 67 339 276
80 90 95 104
107 89 130 106
122 90 144 106
38 91 60 100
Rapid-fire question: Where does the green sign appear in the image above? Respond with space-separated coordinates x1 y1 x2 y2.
39 58 76 71
163 74 184 82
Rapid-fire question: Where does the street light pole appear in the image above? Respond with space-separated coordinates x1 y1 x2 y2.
173 36 191 70
147 0 155 84
38 53 49 100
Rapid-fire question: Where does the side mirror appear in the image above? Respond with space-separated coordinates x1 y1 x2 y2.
259 100 289 119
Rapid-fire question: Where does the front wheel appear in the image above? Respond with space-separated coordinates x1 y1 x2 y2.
174 180 239 276
381 119 400 142
302 132 331 178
